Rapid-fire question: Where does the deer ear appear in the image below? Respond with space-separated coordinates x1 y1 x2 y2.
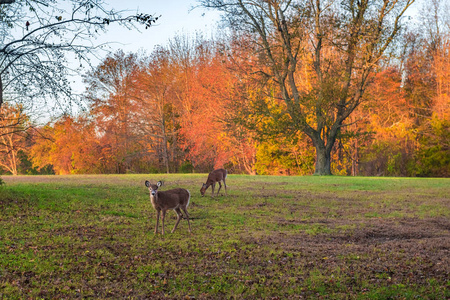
157 181 163 187
145 180 151 187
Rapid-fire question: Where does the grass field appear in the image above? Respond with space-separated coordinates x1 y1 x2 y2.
0 174 449 299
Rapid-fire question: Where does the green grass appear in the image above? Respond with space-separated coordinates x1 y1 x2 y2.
0 174 449 299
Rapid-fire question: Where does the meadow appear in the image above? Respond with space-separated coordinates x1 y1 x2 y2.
0 174 449 299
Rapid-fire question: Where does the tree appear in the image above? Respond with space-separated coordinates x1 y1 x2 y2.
84 50 148 173
404 0 450 177
30 115 104 174
0 0 157 110
134 47 181 174
200 0 415 175
168 34 258 172
0 102 28 174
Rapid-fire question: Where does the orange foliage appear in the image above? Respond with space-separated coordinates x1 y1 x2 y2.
175 39 257 172
30 116 100 174
0 103 28 175
23 32 449 176
433 39 450 119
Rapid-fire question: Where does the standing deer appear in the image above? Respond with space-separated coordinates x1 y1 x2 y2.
200 168 228 197
145 180 192 235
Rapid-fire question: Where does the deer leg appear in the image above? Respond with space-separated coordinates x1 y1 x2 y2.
223 179 227 196
172 208 183 233
154 209 161 234
161 210 167 235
217 181 222 196
211 183 216 197
181 206 192 233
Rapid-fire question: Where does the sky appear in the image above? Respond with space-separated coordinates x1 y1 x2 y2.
92 1 222 56
97 0 424 55
77 0 424 73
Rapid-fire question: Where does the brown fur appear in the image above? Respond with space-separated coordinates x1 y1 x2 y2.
145 180 191 235
200 169 228 197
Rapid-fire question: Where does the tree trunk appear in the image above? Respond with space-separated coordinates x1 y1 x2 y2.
352 138 358 176
314 144 332 175
162 134 170 174
0 75 3 109
160 116 170 174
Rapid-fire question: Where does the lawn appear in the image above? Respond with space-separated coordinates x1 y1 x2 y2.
0 174 449 299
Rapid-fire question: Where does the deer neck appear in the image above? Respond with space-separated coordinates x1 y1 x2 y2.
150 192 159 207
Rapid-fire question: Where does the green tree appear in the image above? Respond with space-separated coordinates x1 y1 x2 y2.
415 115 450 177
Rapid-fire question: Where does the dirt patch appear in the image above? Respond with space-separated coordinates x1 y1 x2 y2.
239 217 450 290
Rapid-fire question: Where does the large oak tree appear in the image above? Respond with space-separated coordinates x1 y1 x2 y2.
200 0 415 175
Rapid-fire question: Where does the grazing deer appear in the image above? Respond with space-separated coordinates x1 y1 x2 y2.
200 168 228 197
145 180 192 235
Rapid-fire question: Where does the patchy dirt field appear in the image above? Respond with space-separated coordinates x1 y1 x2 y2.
1 175 449 298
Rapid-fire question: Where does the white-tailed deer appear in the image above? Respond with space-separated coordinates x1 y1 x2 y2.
145 180 192 235
200 168 228 197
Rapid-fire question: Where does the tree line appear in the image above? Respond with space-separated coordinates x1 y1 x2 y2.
1 0 449 177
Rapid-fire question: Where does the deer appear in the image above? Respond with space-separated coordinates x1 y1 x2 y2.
145 180 192 235
200 168 228 198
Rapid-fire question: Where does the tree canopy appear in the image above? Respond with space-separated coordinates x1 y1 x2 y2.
199 0 415 175
0 0 157 111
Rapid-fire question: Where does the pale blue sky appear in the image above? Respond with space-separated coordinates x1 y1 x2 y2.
89 0 424 65
96 0 222 53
